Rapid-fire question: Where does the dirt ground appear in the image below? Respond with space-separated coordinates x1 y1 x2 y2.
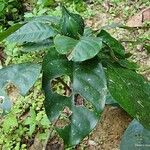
77 106 132 150
41 106 131 150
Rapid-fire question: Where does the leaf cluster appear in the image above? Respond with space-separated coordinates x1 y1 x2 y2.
0 5 149 148
0 0 24 29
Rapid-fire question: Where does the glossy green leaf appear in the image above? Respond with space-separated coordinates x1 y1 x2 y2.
42 49 107 147
105 64 150 129
7 22 57 43
120 119 150 150
54 35 102 62
97 29 125 57
0 63 41 114
21 39 53 52
0 23 23 42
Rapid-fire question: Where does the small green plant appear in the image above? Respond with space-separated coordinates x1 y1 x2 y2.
0 0 24 29
38 0 86 12
0 5 150 149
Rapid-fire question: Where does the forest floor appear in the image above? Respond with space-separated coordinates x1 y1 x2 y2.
0 1 150 150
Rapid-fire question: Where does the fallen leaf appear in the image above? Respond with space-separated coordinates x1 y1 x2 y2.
127 8 150 27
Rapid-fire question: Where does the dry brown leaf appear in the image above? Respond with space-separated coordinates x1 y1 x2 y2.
127 8 150 27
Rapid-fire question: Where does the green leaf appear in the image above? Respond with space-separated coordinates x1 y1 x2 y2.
42 49 107 147
24 108 36 136
97 30 125 57
0 63 41 114
120 120 150 150
41 0 55 6
21 39 53 52
118 59 139 70
0 2 5 12
7 22 57 43
54 35 102 62
0 23 23 42
60 6 85 39
30 16 60 25
2 113 18 133
83 27 95 37
106 92 117 105
105 64 150 129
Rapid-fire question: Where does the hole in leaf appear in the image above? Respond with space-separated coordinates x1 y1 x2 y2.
63 106 72 117
74 94 84 106
51 75 72 97
84 99 94 112
0 96 4 104
74 94 94 111
5 83 19 103
54 107 72 129
46 135 63 150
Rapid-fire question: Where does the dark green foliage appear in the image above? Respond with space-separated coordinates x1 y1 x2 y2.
0 0 24 28
60 5 85 39
54 35 102 61
0 5 149 148
105 63 150 129
42 49 107 146
98 29 125 57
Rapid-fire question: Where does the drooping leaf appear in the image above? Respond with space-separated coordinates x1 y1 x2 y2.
120 119 150 150
54 35 102 62
7 22 57 43
21 39 53 52
42 49 107 147
105 63 150 129
60 6 85 39
97 29 125 57
0 63 41 114
0 23 24 42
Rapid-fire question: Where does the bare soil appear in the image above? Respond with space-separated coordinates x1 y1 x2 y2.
78 106 132 150
43 106 132 150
